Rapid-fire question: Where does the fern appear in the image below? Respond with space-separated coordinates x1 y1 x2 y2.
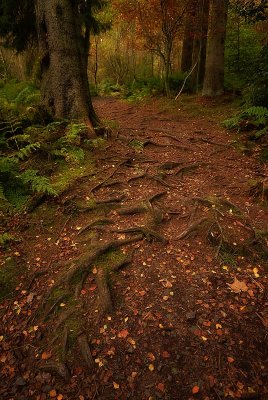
51 146 85 162
0 233 14 247
223 106 268 131
0 182 7 201
20 169 57 195
16 142 40 159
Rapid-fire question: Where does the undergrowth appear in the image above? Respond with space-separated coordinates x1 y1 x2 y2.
223 106 268 161
0 80 99 212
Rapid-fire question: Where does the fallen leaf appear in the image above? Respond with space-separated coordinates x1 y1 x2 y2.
49 389 57 398
162 351 170 358
57 395 64 400
147 353 155 361
227 357 235 363
157 382 165 392
192 385 200 394
118 329 129 338
227 277 248 293
113 382 120 389
41 351 52 360
148 364 154 371
253 267 260 278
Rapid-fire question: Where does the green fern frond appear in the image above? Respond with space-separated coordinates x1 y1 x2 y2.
0 156 19 173
16 142 40 159
20 169 57 195
0 233 14 247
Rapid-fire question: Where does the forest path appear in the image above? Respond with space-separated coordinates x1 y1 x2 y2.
1 96 267 400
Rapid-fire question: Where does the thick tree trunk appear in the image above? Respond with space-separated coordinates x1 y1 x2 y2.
202 0 228 96
35 0 99 136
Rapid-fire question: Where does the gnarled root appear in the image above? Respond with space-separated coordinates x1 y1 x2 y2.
96 267 113 318
77 334 94 371
38 361 70 382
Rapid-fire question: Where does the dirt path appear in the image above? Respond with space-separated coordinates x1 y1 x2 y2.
1 97 267 400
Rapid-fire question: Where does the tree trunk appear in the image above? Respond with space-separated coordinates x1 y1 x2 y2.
191 0 209 92
35 0 99 136
181 31 193 73
202 0 228 96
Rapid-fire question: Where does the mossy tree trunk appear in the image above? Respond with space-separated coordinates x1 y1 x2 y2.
36 0 99 136
202 0 228 96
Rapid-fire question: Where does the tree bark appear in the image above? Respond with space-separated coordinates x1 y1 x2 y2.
35 0 99 136
202 0 228 96
191 0 209 92
181 29 193 73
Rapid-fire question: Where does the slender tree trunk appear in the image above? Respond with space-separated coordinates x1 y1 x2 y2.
35 0 99 136
191 0 209 92
202 0 228 96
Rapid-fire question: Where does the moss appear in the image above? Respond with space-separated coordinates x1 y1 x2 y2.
51 155 95 194
0 257 25 301
95 249 126 271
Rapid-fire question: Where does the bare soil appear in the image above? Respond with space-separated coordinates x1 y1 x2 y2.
0 96 267 400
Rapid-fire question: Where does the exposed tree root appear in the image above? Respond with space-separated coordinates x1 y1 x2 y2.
54 310 76 330
96 195 125 204
96 268 112 318
77 219 112 236
38 361 70 382
113 226 168 244
201 138 230 147
109 251 134 272
77 334 94 370
53 235 144 288
118 205 147 215
151 174 176 188
127 173 147 183
178 218 209 240
158 161 182 170
175 164 201 178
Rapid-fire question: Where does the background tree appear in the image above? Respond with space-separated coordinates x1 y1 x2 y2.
202 0 229 96
114 0 189 96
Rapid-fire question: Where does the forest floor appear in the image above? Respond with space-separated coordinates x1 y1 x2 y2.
0 95 268 400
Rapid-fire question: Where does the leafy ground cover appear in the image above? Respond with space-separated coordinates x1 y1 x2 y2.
0 95 267 400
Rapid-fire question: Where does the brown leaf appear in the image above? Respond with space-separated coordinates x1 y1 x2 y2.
227 277 248 293
49 389 57 398
118 329 129 338
162 351 170 358
41 351 52 360
157 382 165 392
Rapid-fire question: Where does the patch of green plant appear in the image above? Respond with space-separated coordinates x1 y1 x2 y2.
0 232 15 247
223 106 268 131
95 249 126 271
129 139 144 151
0 257 24 301
84 136 107 150
219 251 238 268
50 156 94 194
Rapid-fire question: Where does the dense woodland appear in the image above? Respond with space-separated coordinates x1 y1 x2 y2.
0 1 268 400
